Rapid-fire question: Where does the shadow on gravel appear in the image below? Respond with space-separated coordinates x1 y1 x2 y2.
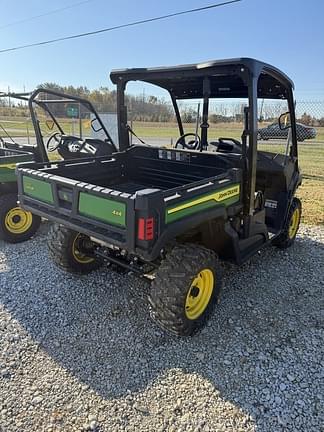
1 225 323 430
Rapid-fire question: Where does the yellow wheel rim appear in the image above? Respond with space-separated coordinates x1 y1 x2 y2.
4 207 33 234
72 233 95 264
185 269 214 320
288 207 300 239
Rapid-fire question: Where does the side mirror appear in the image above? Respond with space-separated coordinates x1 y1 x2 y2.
91 117 103 132
279 112 291 130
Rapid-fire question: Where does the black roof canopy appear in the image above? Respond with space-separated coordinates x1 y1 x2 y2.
110 58 294 100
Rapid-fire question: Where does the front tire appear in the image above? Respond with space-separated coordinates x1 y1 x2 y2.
273 197 302 249
148 244 222 336
0 193 41 243
48 224 102 274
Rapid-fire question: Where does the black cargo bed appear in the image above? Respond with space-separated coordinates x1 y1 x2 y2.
16 145 242 259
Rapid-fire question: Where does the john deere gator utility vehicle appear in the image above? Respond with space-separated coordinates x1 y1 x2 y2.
0 89 113 243
16 58 302 335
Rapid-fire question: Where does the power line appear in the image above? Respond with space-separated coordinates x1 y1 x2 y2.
0 0 242 54
0 0 96 30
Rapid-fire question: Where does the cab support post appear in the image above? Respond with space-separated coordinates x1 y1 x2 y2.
117 80 129 151
243 74 258 237
200 77 210 151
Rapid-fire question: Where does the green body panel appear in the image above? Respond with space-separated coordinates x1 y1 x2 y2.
165 184 240 223
22 176 54 204
78 192 126 227
0 148 34 185
0 166 16 183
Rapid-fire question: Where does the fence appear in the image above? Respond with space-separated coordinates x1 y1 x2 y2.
0 100 323 146
127 100 324 146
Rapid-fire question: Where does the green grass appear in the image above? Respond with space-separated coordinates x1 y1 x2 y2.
0 117 91 137
132 121 243 140
258 142 324 225
3 116 324 143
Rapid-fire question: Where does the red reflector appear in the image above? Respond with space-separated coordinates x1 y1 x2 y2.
145 217 154 240
138 218 145 240
138 217 154 241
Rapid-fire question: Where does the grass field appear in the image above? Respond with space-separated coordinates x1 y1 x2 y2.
258 143 324 225
132 121 324 143
3 117 324 142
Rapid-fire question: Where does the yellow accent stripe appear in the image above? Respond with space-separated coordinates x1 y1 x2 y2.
1 163 16 169
167 184 240 215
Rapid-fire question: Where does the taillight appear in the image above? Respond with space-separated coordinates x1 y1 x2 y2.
138 217 155 241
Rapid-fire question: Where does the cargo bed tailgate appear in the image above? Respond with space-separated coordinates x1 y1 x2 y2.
17 164 136 250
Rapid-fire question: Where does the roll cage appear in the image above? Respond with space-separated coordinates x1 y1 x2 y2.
0 89 115 163
110 57 298 227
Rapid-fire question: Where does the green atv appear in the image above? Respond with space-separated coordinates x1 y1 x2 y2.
0 89 111 243
0 136 41 243
16 58 302 336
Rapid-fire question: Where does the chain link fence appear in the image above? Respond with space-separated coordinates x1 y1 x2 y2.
125 100 324 147
0 99 324 146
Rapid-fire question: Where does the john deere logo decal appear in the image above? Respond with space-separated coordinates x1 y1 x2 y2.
216 185 240 200
166 184 240 223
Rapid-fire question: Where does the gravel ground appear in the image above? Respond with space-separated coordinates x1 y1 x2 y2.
0 223 323 432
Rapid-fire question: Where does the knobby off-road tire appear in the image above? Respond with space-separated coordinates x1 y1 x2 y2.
0 193 41 243
148 244 222 336
48 223 102 274
273 197 302 249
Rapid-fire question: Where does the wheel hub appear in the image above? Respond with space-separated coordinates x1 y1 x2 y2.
72 233 95 264
12 215 21 223
185 269 214 320
189 285 200 298
4 207 33 234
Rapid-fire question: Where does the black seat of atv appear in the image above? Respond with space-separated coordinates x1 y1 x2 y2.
83 138 115 156
83 138 109 146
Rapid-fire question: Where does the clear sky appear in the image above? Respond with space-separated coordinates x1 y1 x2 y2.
1 0 324 99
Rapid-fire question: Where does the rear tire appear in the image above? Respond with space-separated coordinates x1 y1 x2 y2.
48 223 102 274
272 197 302 249
148 244 222 336
0 193 41 243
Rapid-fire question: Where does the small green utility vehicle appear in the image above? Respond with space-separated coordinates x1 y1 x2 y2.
16 59 302 335
0 89 112 243
0 146 41 243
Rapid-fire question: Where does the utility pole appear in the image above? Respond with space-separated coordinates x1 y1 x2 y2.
7 86 11 112
79 102 82 138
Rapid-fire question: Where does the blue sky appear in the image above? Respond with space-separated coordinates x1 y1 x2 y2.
1 0 324 99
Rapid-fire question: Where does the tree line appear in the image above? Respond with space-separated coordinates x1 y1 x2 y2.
0 83 324 126
0 83 174 122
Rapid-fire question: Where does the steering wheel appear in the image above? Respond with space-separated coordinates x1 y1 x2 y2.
175 133 201 150
46 132 62 152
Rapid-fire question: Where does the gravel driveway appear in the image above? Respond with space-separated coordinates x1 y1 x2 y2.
0 223 323 432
